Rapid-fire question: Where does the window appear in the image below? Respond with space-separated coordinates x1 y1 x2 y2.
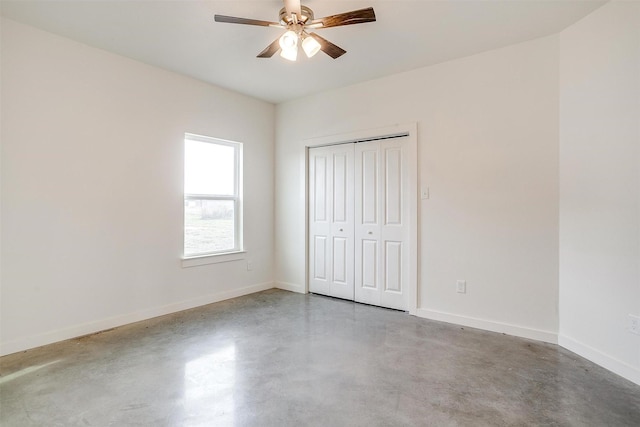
184 133 242 258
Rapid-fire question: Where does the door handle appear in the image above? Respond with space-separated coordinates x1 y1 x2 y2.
368 231 373 235
339 228 343 232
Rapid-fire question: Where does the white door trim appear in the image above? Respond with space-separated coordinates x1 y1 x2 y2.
304 123 418 314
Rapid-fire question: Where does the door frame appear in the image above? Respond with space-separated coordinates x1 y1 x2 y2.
304 123 418 314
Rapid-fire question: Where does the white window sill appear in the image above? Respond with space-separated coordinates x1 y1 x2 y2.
182 251 246 268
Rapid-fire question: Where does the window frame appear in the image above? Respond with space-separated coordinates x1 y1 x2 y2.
183 133 243 261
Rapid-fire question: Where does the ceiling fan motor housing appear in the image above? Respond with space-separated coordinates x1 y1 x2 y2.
279 5 314 25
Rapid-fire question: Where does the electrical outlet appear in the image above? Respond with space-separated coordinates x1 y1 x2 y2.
247 260 253 271
456 280 466 294
630 315 640 335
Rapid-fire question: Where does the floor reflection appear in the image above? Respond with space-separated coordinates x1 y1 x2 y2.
184 344 237 425
0 359 61 385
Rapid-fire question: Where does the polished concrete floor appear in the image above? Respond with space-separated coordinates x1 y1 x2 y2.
1 290 639 426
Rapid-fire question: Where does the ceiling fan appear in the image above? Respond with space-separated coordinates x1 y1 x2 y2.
214 0 376 61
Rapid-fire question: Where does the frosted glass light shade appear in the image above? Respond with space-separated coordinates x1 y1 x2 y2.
279 30 298 50
280 46 298 61
279 30 299 61
302 36 321 58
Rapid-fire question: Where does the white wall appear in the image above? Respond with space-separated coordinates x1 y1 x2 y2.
275 36 560 342
0 19 275 355
559 1 640 385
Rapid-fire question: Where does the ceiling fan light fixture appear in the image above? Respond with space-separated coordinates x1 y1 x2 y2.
279 30 298 50
280 45 298 61
302 34 321 58
215 2 377 61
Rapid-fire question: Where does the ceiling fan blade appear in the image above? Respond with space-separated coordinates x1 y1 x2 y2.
257 38 281 58
214 15 281 27
309 7 376 29
309 33 346 59
283 0 302 19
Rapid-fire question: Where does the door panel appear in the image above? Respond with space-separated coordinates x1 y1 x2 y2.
378 138 409 309
314 156 327 222
355 138 409 310
385 147 402 225
309 151 331 296
309 144 354 300
313 236 327 280
384 241 402 292
333 153 348 223
332 237 347 284
361 239 378 289
361 149 378 225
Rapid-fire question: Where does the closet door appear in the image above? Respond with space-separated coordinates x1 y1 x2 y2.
309 144 355 300
354 138 409 310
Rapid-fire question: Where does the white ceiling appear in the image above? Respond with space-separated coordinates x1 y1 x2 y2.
1 0 606 104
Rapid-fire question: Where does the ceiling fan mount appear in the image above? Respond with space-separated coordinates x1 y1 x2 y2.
214 0 376 61
278 6 314 26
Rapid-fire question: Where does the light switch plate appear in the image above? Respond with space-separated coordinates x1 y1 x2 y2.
630 315 640 335
421 187 429 200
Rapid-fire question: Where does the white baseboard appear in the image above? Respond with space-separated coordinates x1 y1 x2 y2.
416 308 558 344
0 281 275 357
559 334 640 386
274 281 306 294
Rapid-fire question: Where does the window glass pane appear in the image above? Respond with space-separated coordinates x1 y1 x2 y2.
185 140 235 195
184 199 235 255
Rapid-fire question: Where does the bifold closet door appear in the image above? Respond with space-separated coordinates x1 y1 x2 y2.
354 138 409 311
308 144 355 300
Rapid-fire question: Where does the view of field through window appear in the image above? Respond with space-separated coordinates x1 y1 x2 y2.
184 200 235 255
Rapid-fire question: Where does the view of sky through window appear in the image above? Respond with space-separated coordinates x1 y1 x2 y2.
184 141 235 195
